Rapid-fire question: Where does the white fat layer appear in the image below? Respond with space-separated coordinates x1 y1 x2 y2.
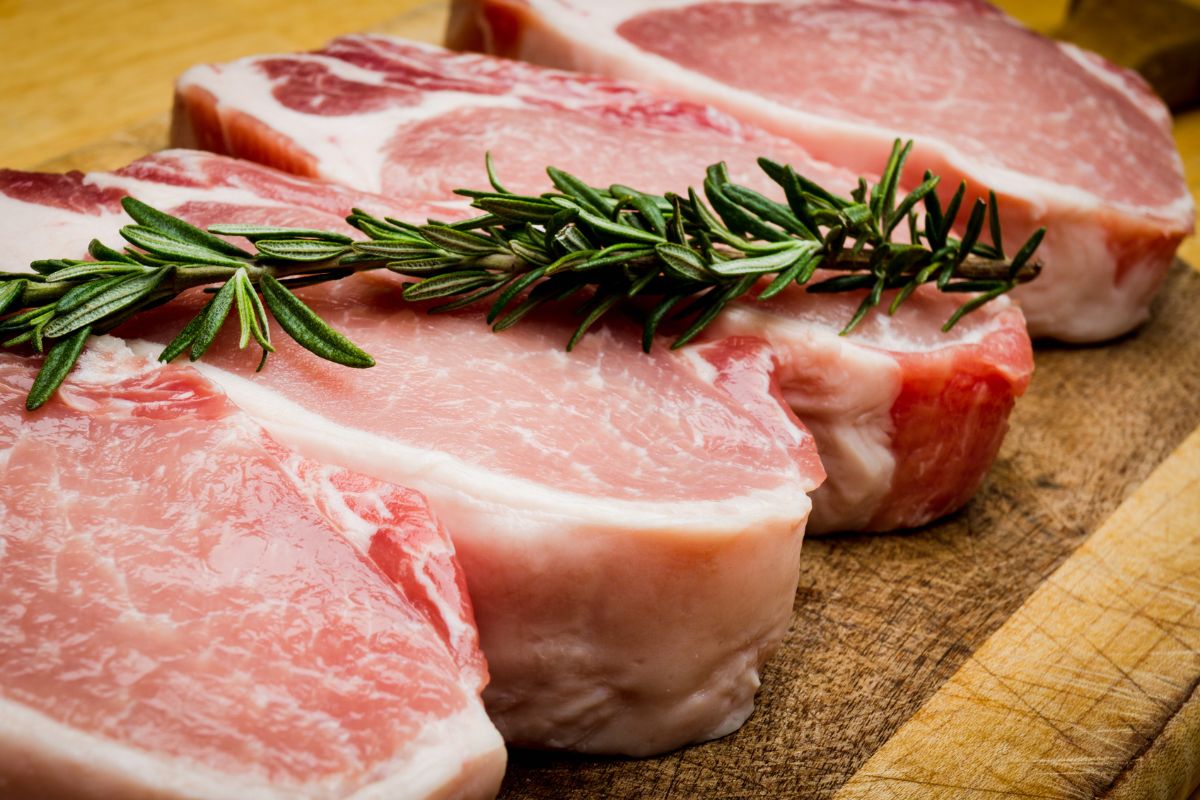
1011 214 1171 341
179 56 530 195
168 352 813 535
0 194 128 273
87 168 297 213
510 0 1193 225
709 306 900 533
0 156 327 275
0 693 504 800
68 336 162 385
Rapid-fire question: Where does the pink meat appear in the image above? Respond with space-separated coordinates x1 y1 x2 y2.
709 279 1032 533
446 0 1195 343
0 150 823 755
0 348 504 799
172 34 844 199
167 39 1034 532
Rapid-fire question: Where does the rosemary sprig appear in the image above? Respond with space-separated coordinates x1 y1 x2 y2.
3 140 1042 410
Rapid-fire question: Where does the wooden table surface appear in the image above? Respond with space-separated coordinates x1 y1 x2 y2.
3 2 1199 799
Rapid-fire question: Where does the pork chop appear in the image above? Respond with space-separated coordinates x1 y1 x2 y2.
0 343 504 799
446 0 1195 343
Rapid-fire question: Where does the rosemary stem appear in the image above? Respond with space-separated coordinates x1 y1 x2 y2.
822 252 1041 282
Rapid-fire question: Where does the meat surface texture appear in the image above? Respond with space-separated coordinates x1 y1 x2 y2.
0 344 504 800
0 150 825 755
446 0 1196 343
171 34 845 200
168 37 1034 532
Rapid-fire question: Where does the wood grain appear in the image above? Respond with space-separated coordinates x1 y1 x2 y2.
836 424 1200 799
2 1 1199 798
0 0 448 170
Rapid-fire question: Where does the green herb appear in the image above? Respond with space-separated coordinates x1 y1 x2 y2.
2 140 1042 409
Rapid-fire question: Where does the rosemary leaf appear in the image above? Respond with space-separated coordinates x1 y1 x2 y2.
208 225 354 244
548 166 611 216
121 226 247 268
419 225 502 255
955 200 989 269
807 273 876 293
30 259 77 275
642 295 683 352
384 256 462 274
429 280 513 314
259 276 372 368
574 208 664 245
940 182 967 244
43 268 171 338
45 262 149 283
672 275 757 349
0 306 54 334
487 266 550 323
159 297 214 363
26 325 92 411
0 280 27 316
723 183 816 239
3 329 38 350
403 270 502 302
704 164 790 243
757 250 822 301
484 151 509 194
656 242 712 282
942 285 1010 331
686 188 751 249
707 245 812 277
610 185 668 237
353 240 439 259
475 196 560 223
492 278 586 332
987 190 1005 260
566 291 622 351
578 244 655 272
1008 228 1046 276
254 239 352 262
189 275 238 360
88 239 139 264
887 175 940 237
122 197 251 259
53 275 126 317
234 270 273 354
872 139 912 227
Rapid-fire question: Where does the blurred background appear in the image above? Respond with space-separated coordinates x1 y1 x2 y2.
0 0 1196 261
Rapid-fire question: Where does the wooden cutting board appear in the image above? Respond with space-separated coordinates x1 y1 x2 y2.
4 2 1199 798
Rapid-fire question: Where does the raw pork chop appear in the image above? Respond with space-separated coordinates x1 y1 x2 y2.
168 37 1034 532
0 343 504 799
0 150 825 755
446 0 1196 343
